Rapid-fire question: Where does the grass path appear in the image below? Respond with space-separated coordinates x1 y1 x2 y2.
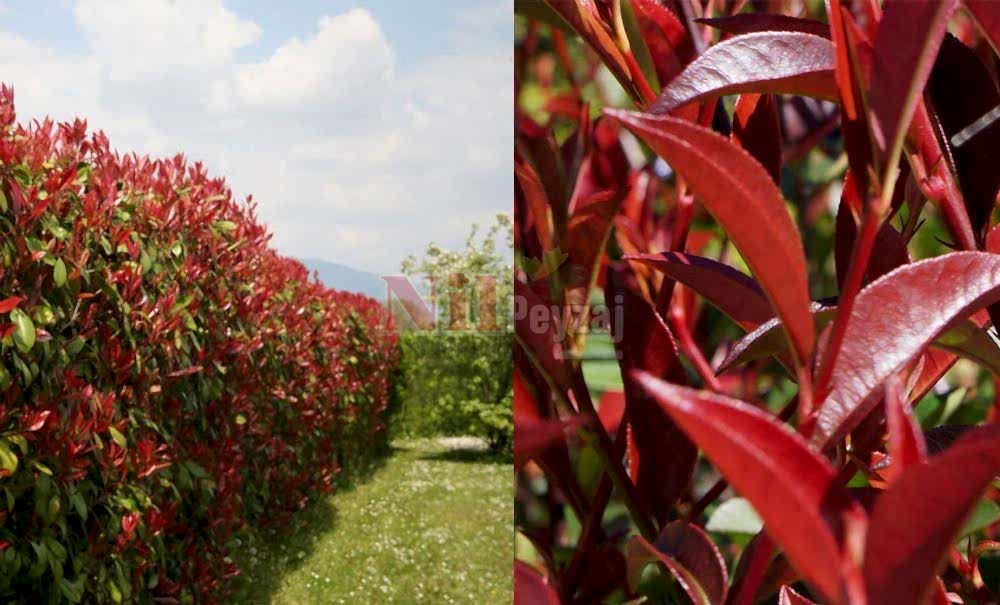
228 438 512 604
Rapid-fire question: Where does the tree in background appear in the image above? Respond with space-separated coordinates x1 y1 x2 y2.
396 214 513 452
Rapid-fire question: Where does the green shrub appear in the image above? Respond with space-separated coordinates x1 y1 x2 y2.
397 331 511 452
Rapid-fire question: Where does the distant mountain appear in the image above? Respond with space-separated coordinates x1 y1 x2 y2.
300 258 386 301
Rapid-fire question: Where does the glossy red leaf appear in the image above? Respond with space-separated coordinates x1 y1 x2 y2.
565 190 619 289
515 156 554 251
865 423 1000 605
0 296 22 314
597 390 625 435
632 373 863 603
778 585 818 605
815 252 1000 445
868 0 960 165
632 0 694 86
514 280 571 391
606 110 814 367
514 559 561 605
721 313 995 378
514 370 576 470
718 305 833 374
731 94 782 184
883 374 926 482
543 0 646 104
647 32 837 115
626 521 728 605
698 14 830 39
965 0 1000 55
606 264 695 523
625 252 772 331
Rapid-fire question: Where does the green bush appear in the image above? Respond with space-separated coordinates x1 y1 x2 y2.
397 331 511 452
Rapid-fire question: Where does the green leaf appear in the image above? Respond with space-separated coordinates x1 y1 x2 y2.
0 440 18 475
65 337 86 357
53 258 67 287
108 426 127 448
69 491 87 520
7 434 27 455
706 497 764 535
959 499 1000 539
214 220 237 232
32 460 52 476
235 414 247 425
11 308 35 352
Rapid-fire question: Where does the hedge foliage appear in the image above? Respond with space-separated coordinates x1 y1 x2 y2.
397 331 511 452
0 85 398 602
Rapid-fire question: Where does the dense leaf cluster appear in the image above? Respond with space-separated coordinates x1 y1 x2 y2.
397 331 512 452
515 1 1000 603
0 85 398 602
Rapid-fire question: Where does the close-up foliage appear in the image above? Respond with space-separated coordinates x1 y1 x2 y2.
0 86 398 602
514 0 1000 603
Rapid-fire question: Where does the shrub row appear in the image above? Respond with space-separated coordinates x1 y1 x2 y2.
0 85 398 602
396 331 511 452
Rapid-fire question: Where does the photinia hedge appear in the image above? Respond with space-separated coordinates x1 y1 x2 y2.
515 1 1000 603
0 85 398 602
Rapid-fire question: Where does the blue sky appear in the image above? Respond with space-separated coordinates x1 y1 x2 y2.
0 0 512 273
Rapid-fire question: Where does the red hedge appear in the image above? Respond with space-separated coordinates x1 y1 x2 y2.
0 84 398 602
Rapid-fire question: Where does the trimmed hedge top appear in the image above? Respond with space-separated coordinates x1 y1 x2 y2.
0 85 398 602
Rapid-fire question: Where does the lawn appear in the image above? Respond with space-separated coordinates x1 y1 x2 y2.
227 438 512 604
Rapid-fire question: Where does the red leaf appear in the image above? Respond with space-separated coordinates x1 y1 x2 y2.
606 110 815 367
698 14 830 39
632 373 864 603
868 0 959 164
0 296 22 314
778 585 819 605
718 304 832 374
967 0 1000 54
515 156 554 252
514 280 571 392
606 264 695 522
565 190 619 289
731 94 782 184
864 423 1000 605
720 312 992 378
597 390 625 435
883 373 926 482
543 0 645 103
625 521 728 605
632 0 694 86
514 370 577 470
167 365 203 378
514 560 560 605
22 410 51 432
625 252 772 331
121 512 140 536
814 252 1000 445
648 32 837 115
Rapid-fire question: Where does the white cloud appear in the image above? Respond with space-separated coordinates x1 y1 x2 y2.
74 0 261 82
0 2 510 274
235 9 394 111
